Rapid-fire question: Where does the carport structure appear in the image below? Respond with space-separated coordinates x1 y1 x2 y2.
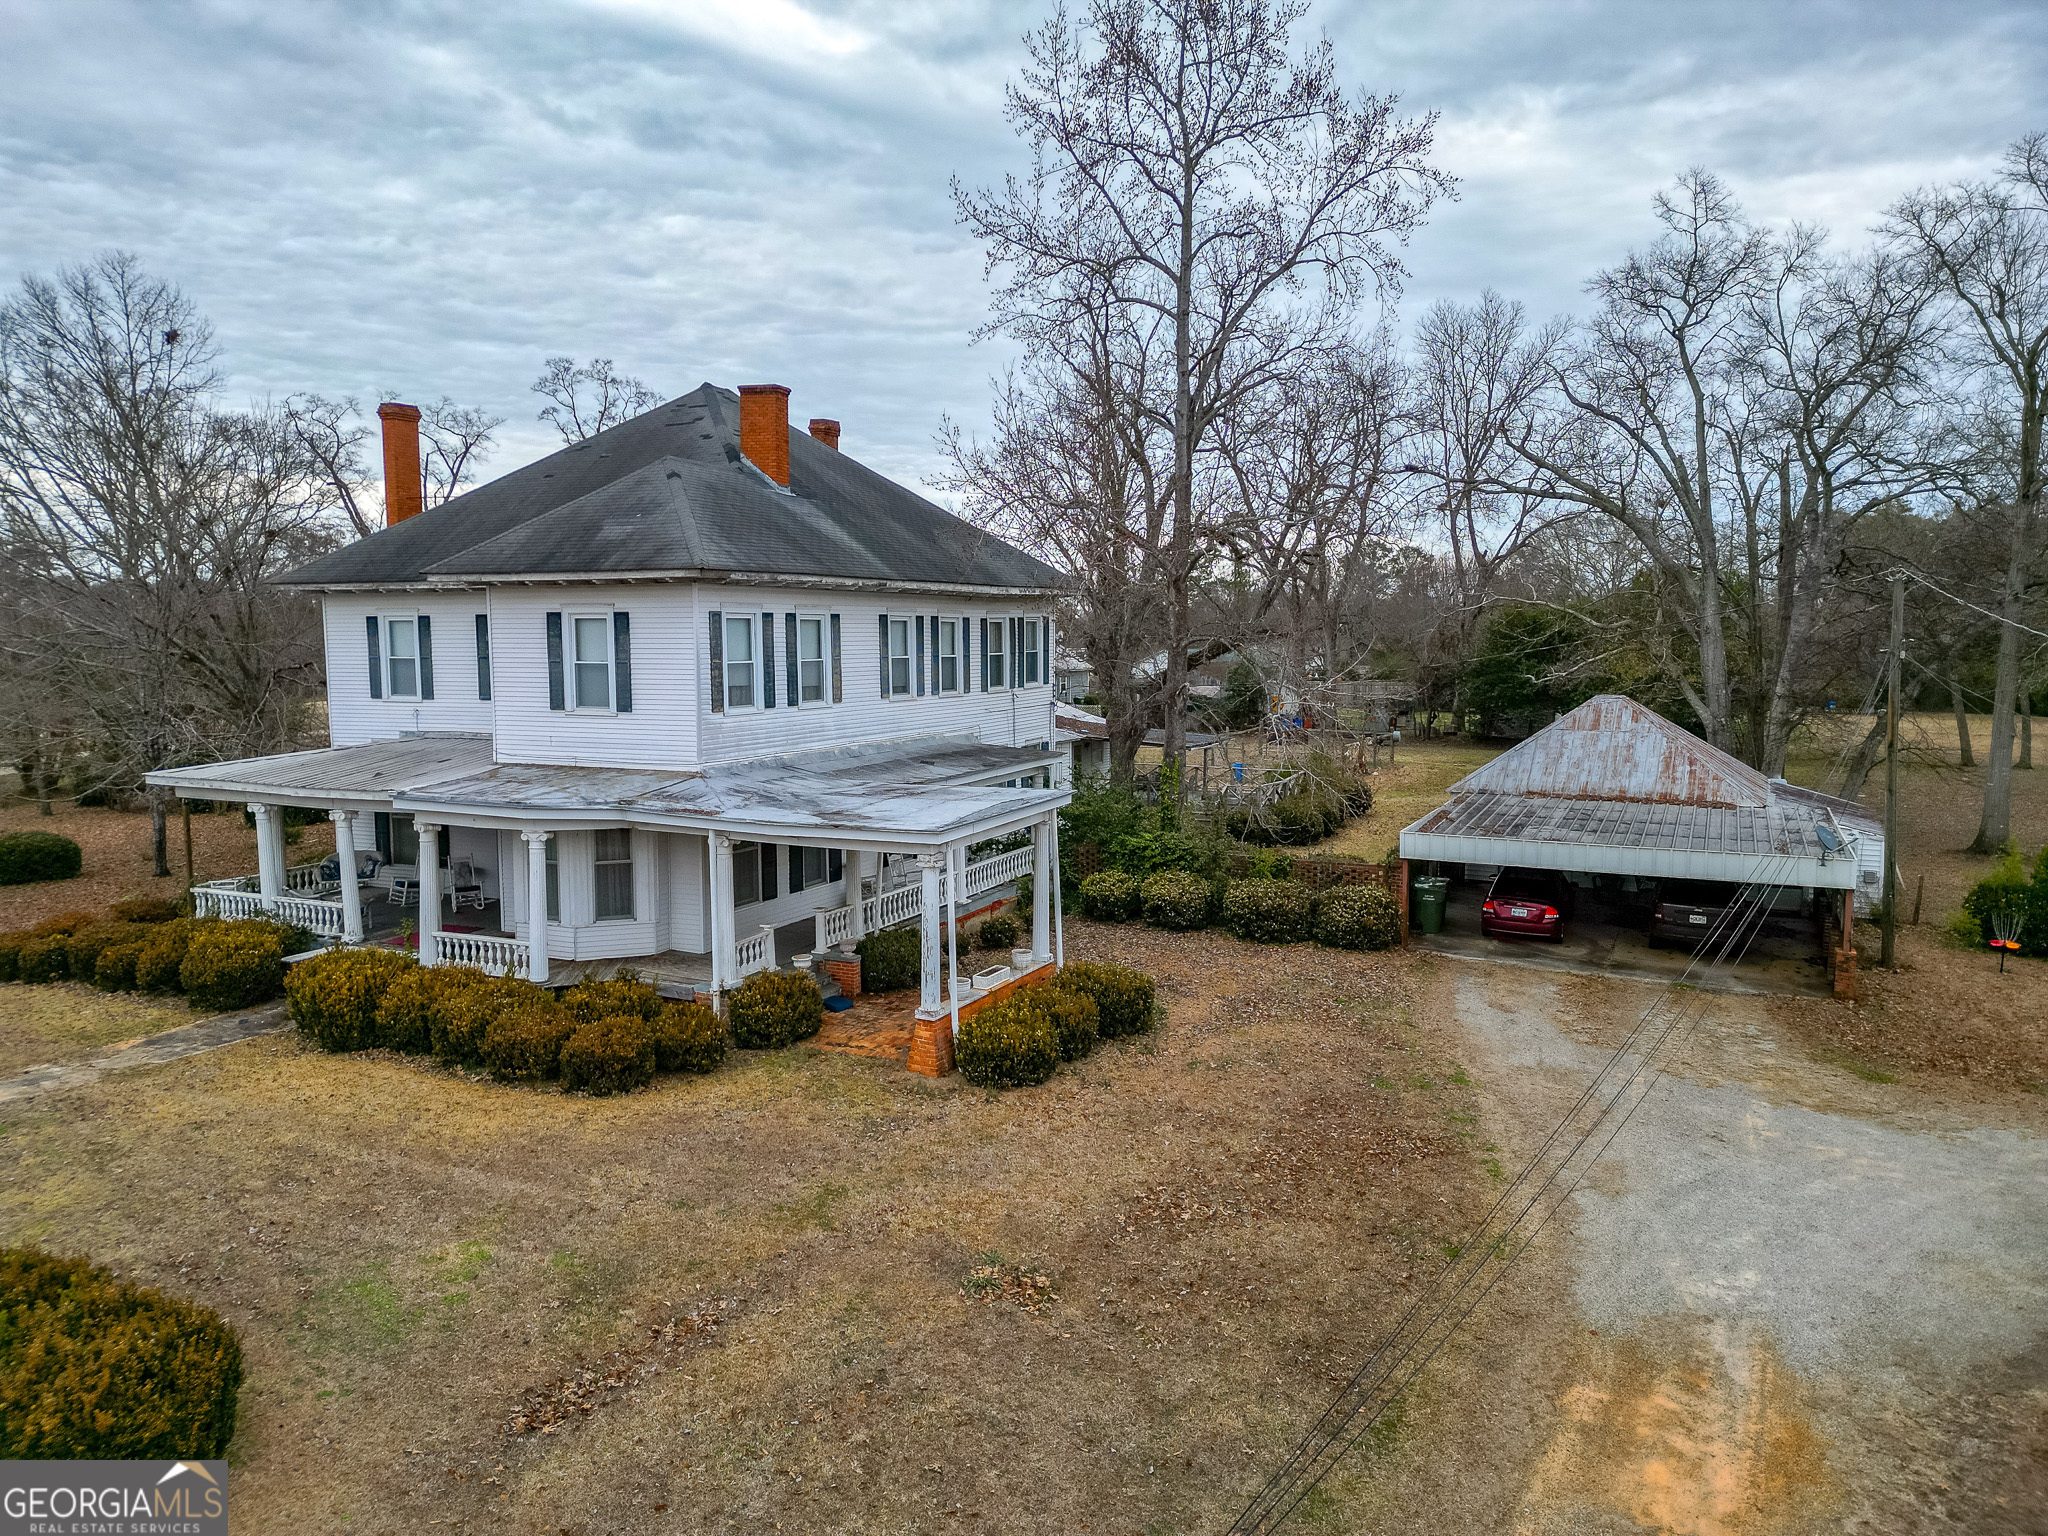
1399 697 1882 992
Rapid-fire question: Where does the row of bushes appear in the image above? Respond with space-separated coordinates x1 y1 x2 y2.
284 950 733 1095
0 831 83 886
0 902 303 1013
1077 868 1399 950
0 1246 243 1458
955 960 1156 1091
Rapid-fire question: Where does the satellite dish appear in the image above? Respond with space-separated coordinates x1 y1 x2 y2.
1815 823 1843 854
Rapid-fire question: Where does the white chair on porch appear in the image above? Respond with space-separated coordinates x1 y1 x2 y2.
448 856 486 913
386 864 421 908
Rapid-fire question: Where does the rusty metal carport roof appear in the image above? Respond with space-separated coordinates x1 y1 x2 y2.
1398 696 1876 890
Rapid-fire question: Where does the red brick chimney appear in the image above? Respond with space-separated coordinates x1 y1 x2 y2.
738 384 791 486
378 402 424 526
808 418 840 451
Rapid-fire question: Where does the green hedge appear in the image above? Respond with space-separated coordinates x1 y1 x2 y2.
1053 960 1155 1039
1019 984 1098 1061
1140 869 1211 930
287 948 415 1051
1078 869 1141 922
179 923 285 1012
729 970 824 1049
563 973 663 1025
92 941 146 992
956 997 1059 1089
1222 879 1314 944
561 1013 658 1095
1312 884 1400 951
653 1001 726 1074
482 1003 576 1083
977 913 1021 951
110 896 181 924
0 1246 242 1458
856 927 920 993
0 832 82 886
15 933 71 985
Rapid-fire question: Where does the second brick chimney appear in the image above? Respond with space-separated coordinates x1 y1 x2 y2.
808 418 840 451
738 384 792 486
378 402 424 526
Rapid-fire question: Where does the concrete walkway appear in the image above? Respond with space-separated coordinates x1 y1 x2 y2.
0 1003 290 1104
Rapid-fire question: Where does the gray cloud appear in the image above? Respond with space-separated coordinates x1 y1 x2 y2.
2 0 2041 491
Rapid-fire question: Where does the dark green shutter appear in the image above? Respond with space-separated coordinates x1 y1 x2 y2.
788 844 804 893
374 812 392 860
961 615 971 692
761 611 776 708
546 612 565 711
828 848 842 883
708 610 724 714
785 613 798 706
980 618 990 689
761 845 778 901
878 614 890 697
613 612 632 712
830 614 842 702
365 616 383 699
474 614 491 700
417 614 434 699
914 616 925 696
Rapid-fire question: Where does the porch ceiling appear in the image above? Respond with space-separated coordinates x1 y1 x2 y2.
145 735 496 809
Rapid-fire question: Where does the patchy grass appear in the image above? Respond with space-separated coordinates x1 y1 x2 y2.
1810 1047 1900 1085
0 921 1503 1533
0 984 197 1073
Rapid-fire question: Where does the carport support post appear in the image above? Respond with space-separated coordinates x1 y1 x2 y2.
415 821 441 967
916 851 945 1013
249 802 283 909
522 831 550 985
1395 858 1411 945
710 835 736 994
331 811 364 944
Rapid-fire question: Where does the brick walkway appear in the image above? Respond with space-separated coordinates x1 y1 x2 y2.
810 992 918 1063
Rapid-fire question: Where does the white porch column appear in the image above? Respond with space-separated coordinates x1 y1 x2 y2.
846 849 871 945
946 843 963 1039
250 802 284 907
415 821 442 967
1050 813 1065 970
330 811 364 944
710 834 737 991
522 831 551 985
916 850 945 1014
1030 814 1053 964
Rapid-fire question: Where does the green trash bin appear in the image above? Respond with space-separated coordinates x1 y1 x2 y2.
1411 876 1449 936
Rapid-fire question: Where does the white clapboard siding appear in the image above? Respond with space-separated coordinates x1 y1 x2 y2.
487 585 701 768
323 594 497 746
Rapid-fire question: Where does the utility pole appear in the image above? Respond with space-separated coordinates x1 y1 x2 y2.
1881 574 1903 968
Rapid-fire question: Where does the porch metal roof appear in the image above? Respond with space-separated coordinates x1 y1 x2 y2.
146 735 496 805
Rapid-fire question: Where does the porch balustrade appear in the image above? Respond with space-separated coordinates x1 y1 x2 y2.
191 882 348 939
734 925 774 978
810 844 1037 951
427 931 527 978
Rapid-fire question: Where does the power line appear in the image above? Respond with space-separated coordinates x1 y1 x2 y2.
1889 567 2048 643
1223 859 1804 1534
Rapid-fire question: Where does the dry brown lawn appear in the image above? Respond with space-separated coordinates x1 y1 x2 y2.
0 798 334 931
0 924 1565 1535
0 985 198 1074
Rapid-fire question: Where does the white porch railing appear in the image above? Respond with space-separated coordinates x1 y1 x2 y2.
285 861 331 894
192 882 347 938
429 931 528 978
735 925 774 978
810 845 1037 951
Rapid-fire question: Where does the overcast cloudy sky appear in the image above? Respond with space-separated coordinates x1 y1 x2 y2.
3 0 2042 493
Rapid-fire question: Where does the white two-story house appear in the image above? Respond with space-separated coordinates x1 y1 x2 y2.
149 382 1071 1023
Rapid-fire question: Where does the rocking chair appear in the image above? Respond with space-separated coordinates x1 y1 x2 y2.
448 855 486 913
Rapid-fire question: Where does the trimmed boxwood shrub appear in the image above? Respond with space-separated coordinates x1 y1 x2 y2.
0 831 83 886
482 1003 576 1083
65 923 152 982
563 972 663 1025
31 911 97 936
1313 884 1400 951
977 913 1021 951
179 922 285 1012
855 927 920 992
956 996 1060 1089
92 942 146 992
15 933 72 985
652 1000 726 1074
560 1013 658 1095
0 1246 243 1458
1019 984 1097 1061
0 933 24 983
1140 870 1211 931
373 965 451 1053
1053 960 1155 1039
441 977 548 1065
1223 879 1314 944
728 970 824 1050
110 896 181 924
287 947 415 1051
1078 869 1141 922
134 919 208 993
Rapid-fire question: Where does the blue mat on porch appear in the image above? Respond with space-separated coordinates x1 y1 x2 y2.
824 996 855 1012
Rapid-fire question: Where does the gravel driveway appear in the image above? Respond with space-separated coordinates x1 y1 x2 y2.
1454 966 2048 1535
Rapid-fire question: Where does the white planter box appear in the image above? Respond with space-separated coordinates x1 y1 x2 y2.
1011 948 1034 971
971 965 1011 991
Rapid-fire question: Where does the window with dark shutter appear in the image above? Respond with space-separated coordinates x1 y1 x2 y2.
828 848 843 883
878 613 890 698
417 614 435 699
784 613 799 707
707 609 724 714
914 616 925 696
980 617 990 689
474 614 491 700
788 844 803 893
365 615 383 700
830 613 842 702
761 611 776 708
612 612 632 712
761 844 778 901
961 615 971 692
546 612 565 711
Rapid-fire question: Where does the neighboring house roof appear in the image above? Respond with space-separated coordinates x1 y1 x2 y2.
281 383 1065 594
1054 703 1108 740
1399 694 1875 890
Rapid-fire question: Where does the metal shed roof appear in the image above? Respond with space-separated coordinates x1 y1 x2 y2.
1447 695 1771 807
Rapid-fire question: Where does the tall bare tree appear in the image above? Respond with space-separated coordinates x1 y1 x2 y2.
957 0 1450 766
531 356 660 444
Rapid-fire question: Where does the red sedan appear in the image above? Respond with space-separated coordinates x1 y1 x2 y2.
1480 868 1573 942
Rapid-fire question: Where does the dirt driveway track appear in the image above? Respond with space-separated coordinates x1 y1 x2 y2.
1454 966 2048 1535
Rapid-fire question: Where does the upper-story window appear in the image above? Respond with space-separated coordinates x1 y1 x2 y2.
888 618 913 696
571 615 613 710
723 614 756 709
798 616 827 703
1022 618 1042 686
938 619 959 693
384 615 421 699
986 617 1007 689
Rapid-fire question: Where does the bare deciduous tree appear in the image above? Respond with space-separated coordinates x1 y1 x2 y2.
531 356 661 444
